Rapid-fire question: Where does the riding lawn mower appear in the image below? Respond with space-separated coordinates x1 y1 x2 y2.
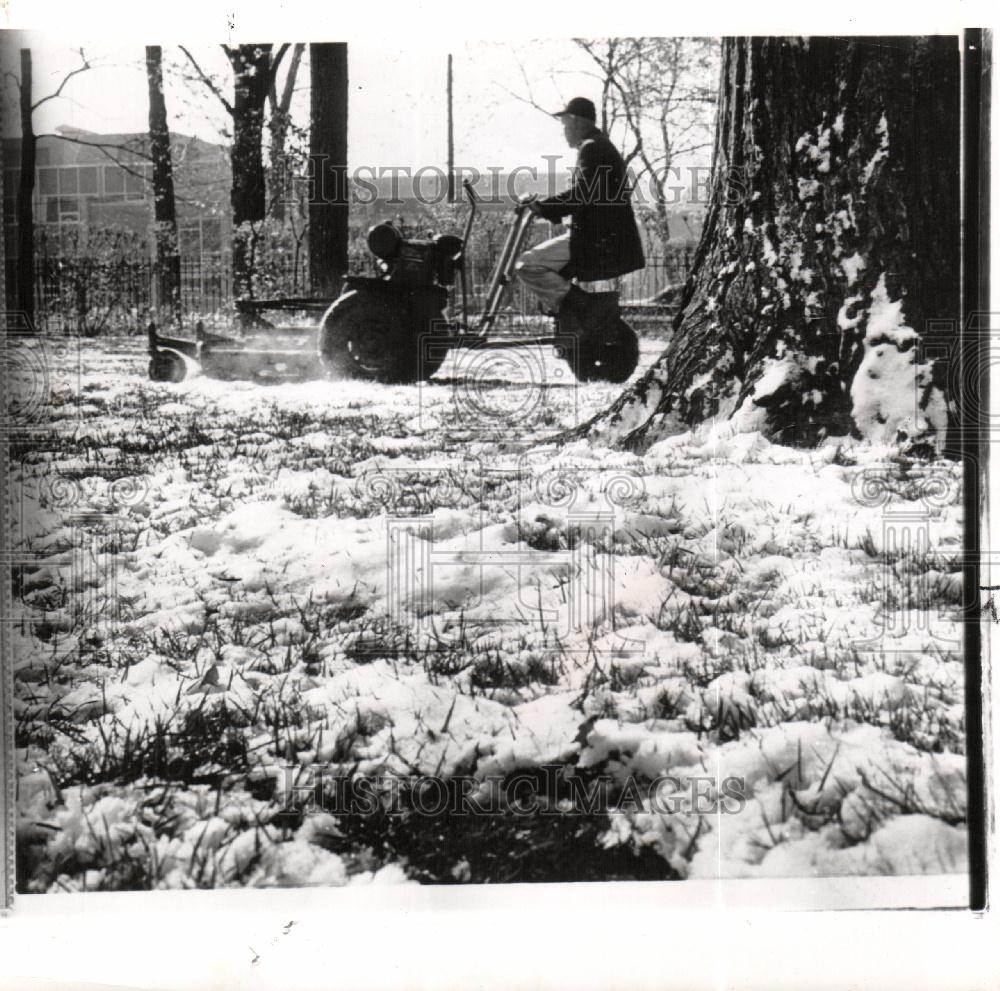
148 179 640 385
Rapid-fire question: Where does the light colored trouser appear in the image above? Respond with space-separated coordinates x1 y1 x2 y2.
515 232 572 311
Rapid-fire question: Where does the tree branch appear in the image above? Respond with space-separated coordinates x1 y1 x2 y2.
179 45 234 116
36 132 153 162
31 48 91 111
671 140 715 158
36 134 151 184
267 42 289 89
270 42 303 117
279 43 304 113
496 49 555 116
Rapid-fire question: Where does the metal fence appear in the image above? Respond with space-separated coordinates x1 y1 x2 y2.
35 255 152 335
179 257 231 316
34 254 275 334
33 244 695 333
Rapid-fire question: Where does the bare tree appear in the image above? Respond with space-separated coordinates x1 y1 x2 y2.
12 47 90 324
146 45 181 326
180 43 290 298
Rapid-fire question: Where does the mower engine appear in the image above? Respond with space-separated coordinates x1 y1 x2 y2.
366 222 464 287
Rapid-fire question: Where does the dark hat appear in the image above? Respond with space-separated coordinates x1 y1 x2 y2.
553 97 596 122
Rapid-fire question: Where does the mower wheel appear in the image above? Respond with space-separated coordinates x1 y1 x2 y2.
569 319 640 383
319 289 417 383
148 350 187 383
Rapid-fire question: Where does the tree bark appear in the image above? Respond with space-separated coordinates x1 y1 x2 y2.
584 36 960 453
145 45 181 326
16 48 35 324
267 42 305 223
308 42 349 297
227 44 273 299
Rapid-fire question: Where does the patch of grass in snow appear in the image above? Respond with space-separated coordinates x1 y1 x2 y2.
45 698 256 789
39 664 329 795
298 768 681 884
339 611 568 697
855 566 963 616
19 781 282 893
468 649 564 693
791 681 964 755
283 467 518 522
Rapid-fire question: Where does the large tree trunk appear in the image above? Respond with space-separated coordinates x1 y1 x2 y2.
585 36 960 453
308 42 349 297
16 48 35 324
146 45 182 326
227 44 273 299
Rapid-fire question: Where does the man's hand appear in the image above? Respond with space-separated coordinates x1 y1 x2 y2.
518 192 542 215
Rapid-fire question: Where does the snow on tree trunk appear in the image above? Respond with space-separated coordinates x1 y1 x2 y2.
584 36 959 452
308 42 349 297
146 45 181 326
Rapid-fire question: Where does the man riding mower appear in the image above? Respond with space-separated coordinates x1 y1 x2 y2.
516 96 646 357
315 92 644 385
148 96 643 386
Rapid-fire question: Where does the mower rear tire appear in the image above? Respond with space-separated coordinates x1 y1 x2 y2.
569 319 640 384
320 289 417 383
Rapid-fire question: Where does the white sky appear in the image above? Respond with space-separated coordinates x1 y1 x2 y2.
9 39 686 177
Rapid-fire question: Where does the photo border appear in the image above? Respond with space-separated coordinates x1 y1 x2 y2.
0 3 997 987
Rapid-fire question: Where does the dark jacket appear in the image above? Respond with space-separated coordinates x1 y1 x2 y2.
534 127 645 282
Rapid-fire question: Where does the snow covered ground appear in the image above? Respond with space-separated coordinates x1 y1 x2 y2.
12 334 967 890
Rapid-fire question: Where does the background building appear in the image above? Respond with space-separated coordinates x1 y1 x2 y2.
3 124 230 277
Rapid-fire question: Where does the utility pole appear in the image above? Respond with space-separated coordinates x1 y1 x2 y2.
446 53 455 203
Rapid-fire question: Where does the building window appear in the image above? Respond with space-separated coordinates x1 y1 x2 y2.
58 197 80 221
78 166 99 195
39 168 58 197
3 169 19 204
58 167 79 194
124 168 147 199
104 165 125 196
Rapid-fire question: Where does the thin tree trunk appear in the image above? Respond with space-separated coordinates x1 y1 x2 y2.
146 45 181 326
583 36 960 454
16 48 35 324
268 42 305 223
308 42 349 297
228 43 272 299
